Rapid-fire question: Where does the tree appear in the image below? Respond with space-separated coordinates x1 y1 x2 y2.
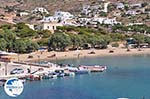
132 34 145 50
48 33 72 51
3 31 16 42
3 31 16 52
0 24 12 30
133 34 145 44
145 37 150 44
124 4 129 11
15 23 37 38
25 39 39 53
37 30 51 38
109 33 126 41
37 38 49 46
69 34 82 49
87 35 99 47
0 39 7 51
99 12 107 17
13 39 39 53
14 39 27 53
0 24 40 53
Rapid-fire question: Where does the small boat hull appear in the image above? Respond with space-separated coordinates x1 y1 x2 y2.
69 69 89 74
81 66 107 72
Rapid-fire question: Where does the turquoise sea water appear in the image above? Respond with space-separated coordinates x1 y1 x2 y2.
1 55 150 99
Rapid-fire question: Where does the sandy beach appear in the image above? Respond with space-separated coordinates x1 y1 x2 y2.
1 47 150 78
9 48 150 62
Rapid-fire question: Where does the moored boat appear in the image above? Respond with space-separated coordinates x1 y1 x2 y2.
81 65 107 72
48 72 57 78
68 67 90 74
25 74 42 81
54 70 65 77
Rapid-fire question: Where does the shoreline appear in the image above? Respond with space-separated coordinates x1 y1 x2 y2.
0 48 150 78
10 48 150 62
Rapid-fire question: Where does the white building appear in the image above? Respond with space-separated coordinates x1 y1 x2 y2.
126 10 138 15
82 5 91 16
19 12 29 17
35 22 63 33
78 18 91 26
92 17 105 24
78 17 121 26
81 2 110 17
127 23 144 26
116 3 125 9
103 18 120 25
32 7 49 14
103 2 110 13
130 3 142 8
41 11 74 23
92 17 121 25
54 11 74 21
42 16 59 22
61 20 79 26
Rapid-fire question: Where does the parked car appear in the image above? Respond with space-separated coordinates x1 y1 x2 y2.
10 68 24 74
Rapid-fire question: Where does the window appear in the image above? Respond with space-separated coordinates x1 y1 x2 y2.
52 26 55 30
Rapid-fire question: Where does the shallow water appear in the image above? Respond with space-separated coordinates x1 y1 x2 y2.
1 55 150 99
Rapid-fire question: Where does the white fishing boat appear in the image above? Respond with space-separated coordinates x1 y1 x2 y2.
81 65 107 72
68 67 90 74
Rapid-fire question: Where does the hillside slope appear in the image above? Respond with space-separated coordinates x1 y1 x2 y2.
0 0 149 14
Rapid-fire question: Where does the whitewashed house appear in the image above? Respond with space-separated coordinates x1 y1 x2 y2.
92 17 121 25
92 17 105 24
78 17 121 26
103 2 110 13
128 23 144 26
54 11 74 21
130 3 142 8
19 12 29 17
82 4 102 17
82 5 91 16
116 3 125 9
77 18 91 26
103 18 119 25
81 2 110 17
42 16 59 22
61 20 79 26
40 11 74 23
32 7 49 14
126 10 138 15
35 22 63 33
